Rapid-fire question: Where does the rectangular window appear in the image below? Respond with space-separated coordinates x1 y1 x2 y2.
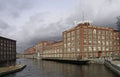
77 41 80 46
67 42 70 47
77 48 80 52
106 47 109 51
102 36 105 39
110 47 112 51
84 46 87 52
98 47 101 51
67 38 70 42
84 40 87 44
98 36 101 39
106 41 109 45
102 47 105 51
71 48 75 52
88 35 92 39
77 30 80 34
93 41 96 45
77 35 80 39
88 40 92 45
71 37 75 41
71 31 75 36
102 41 105 45
98 41 101 45
67 48 70 52
71 42 75 47
88 29 92 34
84 29 87 34
64 34 66 38
64 44 66 47
67 33 70 38
93 47 96 51
102 31 105 35
89 46 92 51
98 30 101 35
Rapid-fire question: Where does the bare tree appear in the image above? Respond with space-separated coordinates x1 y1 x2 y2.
117 16 120 30
116 16 120 60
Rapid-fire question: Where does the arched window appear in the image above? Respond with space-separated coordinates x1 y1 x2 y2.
93 29 96 34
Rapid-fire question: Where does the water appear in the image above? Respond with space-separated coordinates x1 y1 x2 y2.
3 59 118 77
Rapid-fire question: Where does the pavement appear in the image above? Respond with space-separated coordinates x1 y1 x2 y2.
111 61 120 67
0 65 26 75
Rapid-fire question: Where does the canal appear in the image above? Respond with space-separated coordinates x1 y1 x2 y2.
3 59 118 77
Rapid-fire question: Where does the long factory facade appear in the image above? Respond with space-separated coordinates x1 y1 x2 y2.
25 22 120 60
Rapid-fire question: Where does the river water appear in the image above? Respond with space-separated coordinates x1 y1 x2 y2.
3 59 118 77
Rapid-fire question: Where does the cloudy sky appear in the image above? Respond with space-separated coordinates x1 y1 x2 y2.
0 0 120 53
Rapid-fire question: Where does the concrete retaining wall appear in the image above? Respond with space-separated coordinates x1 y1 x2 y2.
104 60 120 76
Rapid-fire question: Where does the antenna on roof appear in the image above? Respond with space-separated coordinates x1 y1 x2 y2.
82 11 84 21
74 11 92 25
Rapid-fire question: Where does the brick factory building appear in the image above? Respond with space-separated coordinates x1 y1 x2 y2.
113 30 120 58
24 22 120 61
40 22 120 60
0 36 16 66
35 41 50 52
23 41 50 59
23 46 36 59
62 22 119 60
35 41 50 58
42 41 63 58
24 46 36 55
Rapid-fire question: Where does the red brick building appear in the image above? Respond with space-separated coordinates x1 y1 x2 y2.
41 22 120 60
24 22 120 60
24 46 36 55
35 41 50 52
113 30 120 56
42 41 63 58
62 22 120 60
23 46 36 59
35 41 50 58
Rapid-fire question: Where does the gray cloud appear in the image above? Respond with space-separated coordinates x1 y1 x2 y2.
17 0 120 52
0 0 120 53
0 0 36 18
15 12 66 52
0 20 10 29
73 0 120 28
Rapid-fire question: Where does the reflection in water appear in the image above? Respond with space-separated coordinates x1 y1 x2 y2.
4 59 118 77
